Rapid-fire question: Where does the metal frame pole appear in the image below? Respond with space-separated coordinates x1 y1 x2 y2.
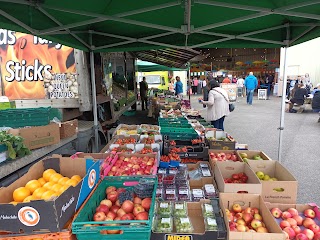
89 35 99 152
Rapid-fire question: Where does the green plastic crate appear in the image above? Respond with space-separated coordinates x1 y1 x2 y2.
0 107 61 128
159 123 192 128
72 176 157 240
160 127 199 140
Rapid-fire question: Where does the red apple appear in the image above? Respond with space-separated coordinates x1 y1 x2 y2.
117 188 126 194
282 211 292 220
141 198 152 211
136 211 148 220
287 208 299 217
96 204 109 214
303 218 316 228
280 220 291 229
283 227 296 239
254 213 262 221
229 222 237 231
114 217 121 221
293 215 303 226
256 227 268 233
106 186 116 194
308 224 320 233
100 199 112 208
107 191 118 203
302 229 314 240
286 218 297 227
106 211 117 220
116 208 126 218
134 197 142 205
110 205 120 214
304 209 316 219
236 224 246 232
243 207 252 215
271 208 283 218
133 205 145 216
93 212 106 221
115 200 121 207
296 233 309 240
292 226 301 235
232 204 242 213
251 208 259 214
314 232 320 240
243 213 253 223
122 200 134 213
121 213 134 220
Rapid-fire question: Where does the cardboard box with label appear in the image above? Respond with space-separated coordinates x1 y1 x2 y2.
220 193 286 240
151 199 227 240
206 130 236 150
9 123 60 150
214 161 262 194
247 160 298 204
0 155 99 234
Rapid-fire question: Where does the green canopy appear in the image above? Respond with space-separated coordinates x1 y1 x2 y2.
0 0 319 53
137 60 187 72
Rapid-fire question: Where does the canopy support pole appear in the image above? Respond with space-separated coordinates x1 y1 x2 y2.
89 34 99 153
278 27 290 162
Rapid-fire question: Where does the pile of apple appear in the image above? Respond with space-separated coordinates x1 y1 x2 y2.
271 207 320 240
224 172 248 183
256 171 278 181
209 152 239 162
226 204 268 233
93 186 152 234
107 155 155 176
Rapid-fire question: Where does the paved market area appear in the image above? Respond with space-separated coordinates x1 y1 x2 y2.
189 94 320 206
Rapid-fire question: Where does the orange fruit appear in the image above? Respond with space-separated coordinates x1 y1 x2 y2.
43 182 55 190
13 187 31 202
25 180 42 193
43 169 57 182
23 195 36 202
58 177 70 185
32 187 47 199
38 177 46 186
65 179 78 187
51 184 63 193
71 175 82 182
41 190 56 200
58 185 70 194
49 173 63 183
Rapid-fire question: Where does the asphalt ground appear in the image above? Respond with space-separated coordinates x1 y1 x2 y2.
120 94 320 205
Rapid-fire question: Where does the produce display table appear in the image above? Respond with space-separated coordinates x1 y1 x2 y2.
0 135 77 186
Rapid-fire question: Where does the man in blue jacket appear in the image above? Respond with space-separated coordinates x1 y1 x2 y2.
175 76 184 99
245 72 258 105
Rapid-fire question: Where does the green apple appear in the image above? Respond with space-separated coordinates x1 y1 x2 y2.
256 171 265 180
271 177 278 181
242 158 248 163
240 153 248 158
253 155 262 160
263 175 270 181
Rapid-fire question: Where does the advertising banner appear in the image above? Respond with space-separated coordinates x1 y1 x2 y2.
0 29 78 100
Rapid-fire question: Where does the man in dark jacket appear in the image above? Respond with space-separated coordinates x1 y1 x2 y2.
288 84 307 113
139 77 148 110
312 83 320 122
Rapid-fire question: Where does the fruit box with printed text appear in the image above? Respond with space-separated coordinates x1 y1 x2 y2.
0 155 99 234
247 160 298 204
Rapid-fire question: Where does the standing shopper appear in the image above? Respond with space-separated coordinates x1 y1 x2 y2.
236 76 245 97
139 77 148 110
175 76 184 99
245 72 258 105
201 80 229 130
168 79 175 94
192 77 199 94
202 76 211 108
304 73 313 94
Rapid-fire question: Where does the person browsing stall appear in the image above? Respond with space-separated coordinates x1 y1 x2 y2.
200 80 229 131
175 76 183 99
288 83 308 113
139 77 148 111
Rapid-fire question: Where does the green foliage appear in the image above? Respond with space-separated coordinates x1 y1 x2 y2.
0 131 31 159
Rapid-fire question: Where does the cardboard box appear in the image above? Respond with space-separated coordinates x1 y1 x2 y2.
247 160 298 204
214 161 262 194
206 131 236 150
59 119 78 139
208 149 242 167
9 123 60 150
164 146 209 160
110 134 140 145
237 150 271 161
115 124 139 136
151 199 227 240
220 193 286 240
0 155 99 234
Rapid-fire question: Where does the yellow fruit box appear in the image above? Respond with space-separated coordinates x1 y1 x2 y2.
247 160 298 204
220 193 286 240
0 155 99 235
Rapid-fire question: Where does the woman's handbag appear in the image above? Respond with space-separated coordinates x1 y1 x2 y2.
212 89 235 112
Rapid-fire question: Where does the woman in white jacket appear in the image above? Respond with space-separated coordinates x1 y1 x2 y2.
201 80 229 130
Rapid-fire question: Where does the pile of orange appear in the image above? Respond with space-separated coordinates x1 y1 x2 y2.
11 169 82 204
